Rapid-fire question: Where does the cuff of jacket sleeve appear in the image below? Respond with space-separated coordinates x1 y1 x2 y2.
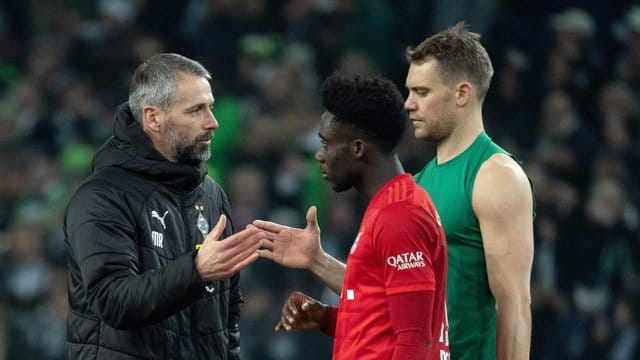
189 250 210 295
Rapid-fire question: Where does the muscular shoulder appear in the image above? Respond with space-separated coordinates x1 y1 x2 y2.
472 153 533 219
476 153 529 192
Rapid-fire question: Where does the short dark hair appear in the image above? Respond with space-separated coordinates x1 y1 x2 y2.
128 53 211 123
321 72 407 153
406 22 494 100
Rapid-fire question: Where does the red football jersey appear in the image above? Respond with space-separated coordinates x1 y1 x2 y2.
332 174 449 360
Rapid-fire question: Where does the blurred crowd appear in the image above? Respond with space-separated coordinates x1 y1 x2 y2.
0 0 638 359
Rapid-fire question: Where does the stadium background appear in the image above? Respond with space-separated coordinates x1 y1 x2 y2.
0 0 638 359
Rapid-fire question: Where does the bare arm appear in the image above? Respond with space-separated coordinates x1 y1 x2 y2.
253 206 345 294
309 253 345 295
473 154 534 360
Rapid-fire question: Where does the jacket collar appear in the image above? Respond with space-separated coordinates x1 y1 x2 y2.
91 102 207 191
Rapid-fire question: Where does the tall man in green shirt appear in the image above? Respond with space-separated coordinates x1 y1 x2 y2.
405 22 534 359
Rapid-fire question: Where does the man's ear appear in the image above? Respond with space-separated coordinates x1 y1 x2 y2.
455 82 473 106
142 106 162 132
352 139 366 159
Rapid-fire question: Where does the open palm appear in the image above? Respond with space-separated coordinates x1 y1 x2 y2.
254 206 322 270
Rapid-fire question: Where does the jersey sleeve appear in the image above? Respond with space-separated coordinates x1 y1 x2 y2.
372 203 440 295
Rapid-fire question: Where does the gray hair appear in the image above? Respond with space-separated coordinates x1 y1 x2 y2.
128 53 211 123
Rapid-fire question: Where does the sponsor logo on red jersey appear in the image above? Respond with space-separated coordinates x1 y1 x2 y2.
386 251 426 270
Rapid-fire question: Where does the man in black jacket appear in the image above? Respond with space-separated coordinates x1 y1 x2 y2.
64 53 263 359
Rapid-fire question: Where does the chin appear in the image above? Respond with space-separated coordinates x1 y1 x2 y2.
415 127 439 141
199 150 211 162
414 129 428 140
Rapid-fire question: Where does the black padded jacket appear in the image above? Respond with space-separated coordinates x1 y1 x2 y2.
64 103 242 359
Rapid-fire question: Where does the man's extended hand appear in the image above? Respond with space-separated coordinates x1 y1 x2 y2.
253 206 322 270
195 215 263 282
275 291 331 332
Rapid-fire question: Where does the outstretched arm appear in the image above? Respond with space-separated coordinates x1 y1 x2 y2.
474 154 534 360
254 206 345 294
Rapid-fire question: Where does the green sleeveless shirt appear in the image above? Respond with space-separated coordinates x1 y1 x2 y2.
414 132 507 359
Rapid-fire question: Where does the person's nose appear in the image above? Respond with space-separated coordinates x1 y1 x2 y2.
205 109 219 130
404 94 415 111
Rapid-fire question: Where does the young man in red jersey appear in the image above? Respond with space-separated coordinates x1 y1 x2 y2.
254 72 449 359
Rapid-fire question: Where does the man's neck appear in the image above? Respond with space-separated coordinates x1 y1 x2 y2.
436 112 484 164
357 155 404 203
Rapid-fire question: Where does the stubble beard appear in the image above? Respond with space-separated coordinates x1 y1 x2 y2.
415 114 455 143
165 120 211 165
414 121 437 142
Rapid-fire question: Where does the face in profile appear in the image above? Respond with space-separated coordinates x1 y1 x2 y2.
315 111 358 193
161 73 218 164
404 57 457 142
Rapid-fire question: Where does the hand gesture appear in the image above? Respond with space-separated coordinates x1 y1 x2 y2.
275 291 331 332
195 215 263 282
254 206 322 270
